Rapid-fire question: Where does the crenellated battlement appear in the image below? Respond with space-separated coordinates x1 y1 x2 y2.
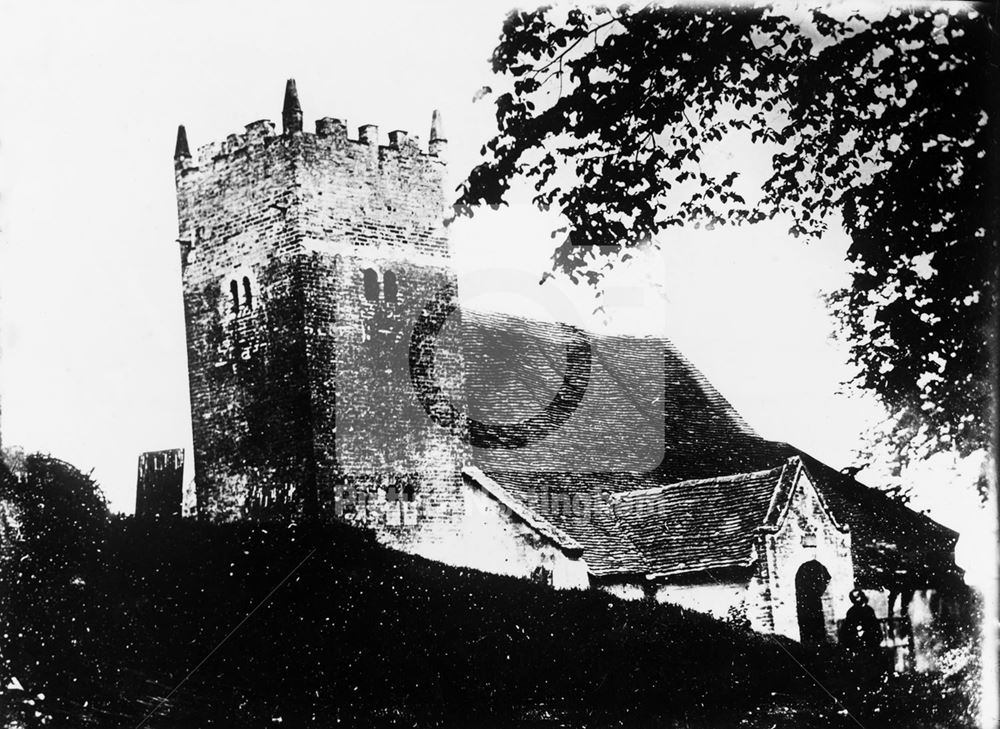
175 79 447 173
174 78 463 532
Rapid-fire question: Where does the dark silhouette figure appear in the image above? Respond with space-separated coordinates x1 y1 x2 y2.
837 589 886 717
839 589 882 652
795 560 831 647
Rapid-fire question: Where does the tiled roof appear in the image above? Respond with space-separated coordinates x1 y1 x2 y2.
608 466 784 577
461 309 756 476
476 470 652 577
788 451 959 585
461 310 960 585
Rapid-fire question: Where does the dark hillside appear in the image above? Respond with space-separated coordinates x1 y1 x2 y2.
2 457 978 728
4 515 806 728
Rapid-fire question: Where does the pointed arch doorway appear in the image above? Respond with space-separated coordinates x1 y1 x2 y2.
795 559 831 646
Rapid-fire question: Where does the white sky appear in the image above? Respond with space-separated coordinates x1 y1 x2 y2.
0 1 993 586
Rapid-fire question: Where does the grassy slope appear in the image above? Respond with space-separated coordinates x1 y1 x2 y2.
15 517 801 728
1 457 982 729
3 515 984 729
3 502 981 729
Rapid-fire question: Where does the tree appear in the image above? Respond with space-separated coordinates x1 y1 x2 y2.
454 4 997 482
0 453 111 726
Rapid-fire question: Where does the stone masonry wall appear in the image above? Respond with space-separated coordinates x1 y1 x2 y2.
460 477 590 589
176 121 317 520
596 581 649 602
655 580 749 619
765 469 854 643
135 448 185 519
175 107 468 551
294 124 468 557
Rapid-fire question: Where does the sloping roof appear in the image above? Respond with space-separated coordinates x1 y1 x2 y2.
787 451 959 586
462 466 583 556
608 466 783 577
474 470 652 577
461 309 757 476
761 455 846 533
603 457 849 579
461 309 960 586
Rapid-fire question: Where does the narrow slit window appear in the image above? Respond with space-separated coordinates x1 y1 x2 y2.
362 268 379 301
384 271 398 303
242 276 253 311
229 280 240 315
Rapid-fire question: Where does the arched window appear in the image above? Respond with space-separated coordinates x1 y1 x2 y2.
402 481 415 503
384 270 398 303
242 276 253 311
362 268 379 301
229 280 240 315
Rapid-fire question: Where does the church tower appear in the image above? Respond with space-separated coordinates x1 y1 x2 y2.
174 80 468 553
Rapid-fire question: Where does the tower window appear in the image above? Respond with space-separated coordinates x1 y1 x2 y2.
242 276 254 311
384 271 398 303
229 280 240 315
362 268 379 301
402 481 415 502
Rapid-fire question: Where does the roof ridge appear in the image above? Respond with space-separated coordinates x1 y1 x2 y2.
792 449 957 540
609 464 785 503
462 306 666 343
761 457 801 531
760 456 850 534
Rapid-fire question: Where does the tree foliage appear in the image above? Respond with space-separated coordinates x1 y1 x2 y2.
455 4 997 466
0 453 111 726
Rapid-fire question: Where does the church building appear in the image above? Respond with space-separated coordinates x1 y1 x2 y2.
170 80 962 664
